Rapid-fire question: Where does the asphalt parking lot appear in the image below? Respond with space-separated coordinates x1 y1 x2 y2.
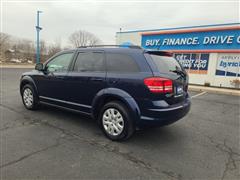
1 68 239 180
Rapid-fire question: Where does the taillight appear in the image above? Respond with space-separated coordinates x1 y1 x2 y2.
144 77 173 93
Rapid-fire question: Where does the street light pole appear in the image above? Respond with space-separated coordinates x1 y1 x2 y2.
36 10 42 64
119 27 122 45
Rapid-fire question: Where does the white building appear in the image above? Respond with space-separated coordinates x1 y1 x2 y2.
116 23 240 89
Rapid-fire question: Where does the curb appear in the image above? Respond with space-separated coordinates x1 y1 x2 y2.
189 86 240 96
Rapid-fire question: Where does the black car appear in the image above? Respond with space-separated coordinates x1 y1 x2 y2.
20 45 191 141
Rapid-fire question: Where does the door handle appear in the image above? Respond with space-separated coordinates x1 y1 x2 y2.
90 77 103 82
109 79 119 84
56 76 65 79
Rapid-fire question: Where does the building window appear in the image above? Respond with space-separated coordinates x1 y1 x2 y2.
215 53 240 77
174 53 210 74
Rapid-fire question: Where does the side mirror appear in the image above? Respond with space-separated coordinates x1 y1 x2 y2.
35 63 44 71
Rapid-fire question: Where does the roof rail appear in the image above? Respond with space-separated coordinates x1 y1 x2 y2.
77 45 142 49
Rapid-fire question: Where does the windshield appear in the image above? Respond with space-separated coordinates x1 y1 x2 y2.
146 53 183 74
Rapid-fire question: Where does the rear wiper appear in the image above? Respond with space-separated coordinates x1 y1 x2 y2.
170 69 186 77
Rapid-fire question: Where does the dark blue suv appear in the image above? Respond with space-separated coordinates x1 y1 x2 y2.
20 45 191 141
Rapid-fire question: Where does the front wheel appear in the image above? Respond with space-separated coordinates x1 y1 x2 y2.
99 101 135 141
21 84 39 110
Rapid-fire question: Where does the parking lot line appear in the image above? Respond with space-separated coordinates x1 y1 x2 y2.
191 91 207 98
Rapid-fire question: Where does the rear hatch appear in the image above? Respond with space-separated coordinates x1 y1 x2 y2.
144 51 189 105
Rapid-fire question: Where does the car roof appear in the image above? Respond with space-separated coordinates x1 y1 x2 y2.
77 47 144 53
59 46 171 55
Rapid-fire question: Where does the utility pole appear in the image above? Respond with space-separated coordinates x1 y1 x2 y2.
36 10 42 64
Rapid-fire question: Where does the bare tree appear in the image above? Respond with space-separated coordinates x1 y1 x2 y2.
0 33 66 63
15 39 35 62
47 45 61 59
0 33 10 61
69 30 101 47
39 40 47 62
46 38 62 60
0 33 10 46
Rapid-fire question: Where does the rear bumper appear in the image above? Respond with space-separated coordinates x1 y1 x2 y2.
137 96 191 128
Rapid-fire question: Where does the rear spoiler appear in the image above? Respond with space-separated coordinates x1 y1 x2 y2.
144 50 173 57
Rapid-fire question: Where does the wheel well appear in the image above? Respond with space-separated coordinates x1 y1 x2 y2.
20 81 30 94
93 96 127 120
20 80 36 95
103 96 124 105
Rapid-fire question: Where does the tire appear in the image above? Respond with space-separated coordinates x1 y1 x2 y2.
99 101 135 141
21 84 39 110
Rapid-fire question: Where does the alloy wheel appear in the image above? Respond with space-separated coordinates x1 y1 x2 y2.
23 88 33 108
102 108 124 136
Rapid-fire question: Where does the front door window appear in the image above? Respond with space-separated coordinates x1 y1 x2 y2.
46 53 74 73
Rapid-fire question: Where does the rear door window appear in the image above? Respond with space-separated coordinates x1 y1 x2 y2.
106 53 140 73
145 53 183 73
73 52 104 72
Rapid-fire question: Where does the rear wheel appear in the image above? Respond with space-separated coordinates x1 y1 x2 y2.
21 84 39 110
99 101 135 141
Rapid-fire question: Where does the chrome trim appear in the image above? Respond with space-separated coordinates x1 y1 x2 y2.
140 116 155 120
149 105 184 112
39 96 92 108
174 94 184 98
39 101 91 115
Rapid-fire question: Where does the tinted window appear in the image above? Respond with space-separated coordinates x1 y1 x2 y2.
146 53 182 74
106 53 140 73
74 52 104 72
46 52 74 72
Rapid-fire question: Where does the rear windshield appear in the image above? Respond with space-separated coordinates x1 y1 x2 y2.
146 53 182 73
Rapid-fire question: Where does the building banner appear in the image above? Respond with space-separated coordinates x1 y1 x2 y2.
174 53 209 74
141 27 240 51
215 53 240 77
